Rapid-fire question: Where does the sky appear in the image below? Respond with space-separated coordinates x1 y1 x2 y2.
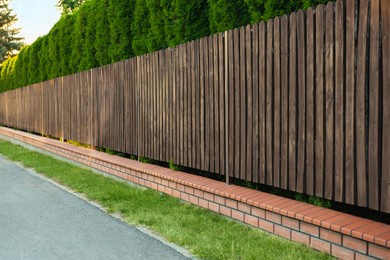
9 0 61 44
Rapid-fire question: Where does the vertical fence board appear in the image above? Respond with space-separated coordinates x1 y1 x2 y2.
306 9 315 196
234 28 240 179
246 26 253 182
274 18 281 188
356 0 369 207
325 3 335 200
345 0 356 205
316 5 325 198
240 27 247 180
259 22 266 184
266 20 273 186
281 16 289 190
297 10 306 193
289 13 297 191
335 0 345 203
252 23 260 184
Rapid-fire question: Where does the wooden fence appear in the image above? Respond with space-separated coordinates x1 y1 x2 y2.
0 0 389 213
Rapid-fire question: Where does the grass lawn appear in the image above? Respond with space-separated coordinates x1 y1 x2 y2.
0 140 332 260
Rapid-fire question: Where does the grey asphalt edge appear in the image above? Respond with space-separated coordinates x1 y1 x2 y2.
0 134 197 260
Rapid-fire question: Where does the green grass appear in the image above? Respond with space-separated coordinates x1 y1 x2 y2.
0 140 332 260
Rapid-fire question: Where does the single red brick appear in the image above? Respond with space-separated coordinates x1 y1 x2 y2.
168 181 177 189
368 243 390 259
177 184 185 192
194 189 204 198
258 219 274 233
282 216 300 231
244 214 259 227
161 179 169 186
189 195 199 205
203 192 214 202
209 202 220 213
198 198 208 208
266 211 282 224
180 192 190 201
252 207 266 219
172 190 180 198
275 225 292 240
310 237 331 254
184 186 194 195
331 244 355 260
320 228 342 245
164 187 173 196
291 230 310 246
301 222 320 237
232 210 245 222
226 198 238 209
238 202 251 214
220 206 232 217
151 182 158 190
214 195 225 205
343 235 368 254
157 184 164 192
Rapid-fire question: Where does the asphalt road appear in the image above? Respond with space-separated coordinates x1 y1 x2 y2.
0 156 190 260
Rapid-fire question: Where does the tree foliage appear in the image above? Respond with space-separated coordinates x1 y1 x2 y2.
0 0 23 64
0 0 335 93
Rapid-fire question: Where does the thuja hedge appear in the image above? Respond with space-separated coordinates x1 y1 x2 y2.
0 0 332 93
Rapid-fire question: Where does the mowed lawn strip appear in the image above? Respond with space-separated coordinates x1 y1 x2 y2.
0 140 332 260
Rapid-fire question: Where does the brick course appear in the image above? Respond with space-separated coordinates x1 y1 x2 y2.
1 126 389 260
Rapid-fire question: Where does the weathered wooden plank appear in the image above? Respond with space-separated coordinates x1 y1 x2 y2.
273 18 281 187
306 8 315 196
281 16 289 190
289 12 297 191
297 10 306 193
228 29 235 179
204 38 210 171
266 19 273 186
381 0 390 213
240 26 247 180
259 22 266 184
246 25 253 182
218 33 225 175
335 0 345 202
325 3 335 200
368 0 380 210
315 5 325 198
356 0 368 207
234 28 240 179
252 23 260 184
183 45 188 166
213 35 220 174
200 39 205 170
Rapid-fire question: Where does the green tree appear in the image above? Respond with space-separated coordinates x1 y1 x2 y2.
209 0 250 33
244 0 266 24
0 0 23 63
132 0 149 56
80 2 98 70
58 15 75 75
57 0 85 15
28 38 42 84
170 0 209 46
70 7 87 72
108 0 135 62
94 0 110 65
301 0 333 9
146 0 166 52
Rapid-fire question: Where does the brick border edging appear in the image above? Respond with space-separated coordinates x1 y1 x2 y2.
0 127 389 260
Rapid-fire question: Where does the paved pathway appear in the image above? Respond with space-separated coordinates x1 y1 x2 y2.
0 156 190 260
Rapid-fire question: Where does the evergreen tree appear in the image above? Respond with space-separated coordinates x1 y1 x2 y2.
161 0 175 48
94 0 111 65
301 0 333 9
132 0 149 56
81 2 97 70
108 0 135 62
57 0 84 15
146 0 166 52
244 0 266 24
170 0 209 46
28 38 42 84
0 0 23 63
209 0 250 33
70 7 87 72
